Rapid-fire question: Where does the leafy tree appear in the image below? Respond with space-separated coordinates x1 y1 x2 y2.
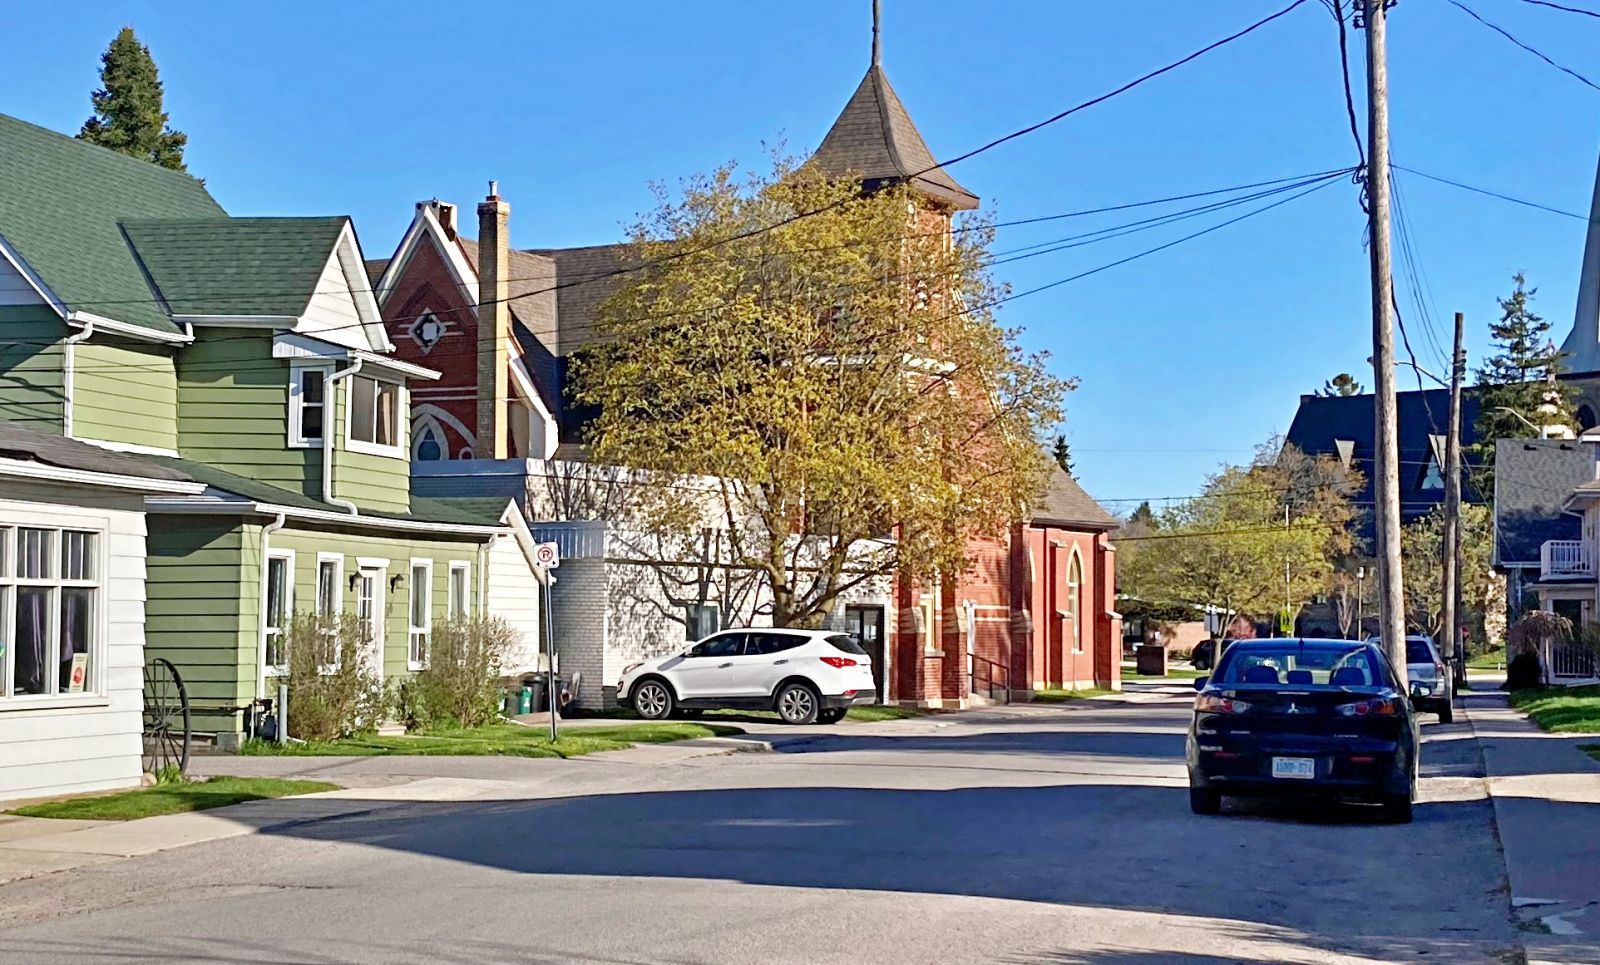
1052 433 1074 476
1471 273 1574 488
1318 373 1364 397
77 27 188 171
573 157 1069 627
1399 503 1494 642
1117 443 1357 632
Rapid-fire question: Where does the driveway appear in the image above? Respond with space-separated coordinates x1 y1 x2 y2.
0 686 1516 964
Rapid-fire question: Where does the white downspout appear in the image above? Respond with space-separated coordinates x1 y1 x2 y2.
256 512 287 726
323 358 362 515
62 319 95 437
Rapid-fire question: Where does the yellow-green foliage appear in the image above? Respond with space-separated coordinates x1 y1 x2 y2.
572 156 1069 627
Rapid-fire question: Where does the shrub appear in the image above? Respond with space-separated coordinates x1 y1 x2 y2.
1507 651 1544 692
283 611 388 742
399 615 520 730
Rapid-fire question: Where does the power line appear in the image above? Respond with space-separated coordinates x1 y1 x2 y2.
1445 0 1600 92
1391 164 1589 220
1516 0 1600 20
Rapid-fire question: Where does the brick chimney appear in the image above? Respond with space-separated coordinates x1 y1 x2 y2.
476 181 511 459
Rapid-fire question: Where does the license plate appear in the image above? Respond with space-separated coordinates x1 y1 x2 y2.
1272 757 1316 780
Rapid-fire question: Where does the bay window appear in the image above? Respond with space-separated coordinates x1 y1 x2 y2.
348 375 401 454
2 524 102 702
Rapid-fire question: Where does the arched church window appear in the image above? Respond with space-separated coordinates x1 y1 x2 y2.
1579 404 1597 432
415 425 442 461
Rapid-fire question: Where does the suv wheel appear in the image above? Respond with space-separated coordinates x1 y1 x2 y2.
775 682 821 725
631 679 674 721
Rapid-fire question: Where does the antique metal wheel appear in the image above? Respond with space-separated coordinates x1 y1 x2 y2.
142 657 191 778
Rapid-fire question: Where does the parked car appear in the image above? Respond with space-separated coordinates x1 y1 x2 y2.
1366 634 1454 723
1190 638 1236 671
1186 638 1419 823
618 628 879 725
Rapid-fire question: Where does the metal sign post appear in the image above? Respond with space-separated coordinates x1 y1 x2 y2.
536 542 560 742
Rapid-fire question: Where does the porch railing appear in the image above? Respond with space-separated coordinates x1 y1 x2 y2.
1540 540 1593 580
529 521 608 561
1551 643 1599 679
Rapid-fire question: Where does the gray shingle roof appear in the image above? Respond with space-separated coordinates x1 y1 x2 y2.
121 217 347 317
1494 438 1593 565
0 112 225 335
1032 468 1119 530
526 242 635 354
0 421 191 482
811 67 978 211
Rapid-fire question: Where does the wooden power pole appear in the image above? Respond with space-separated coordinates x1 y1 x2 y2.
1362 0 1407 671
1442 311 1466 686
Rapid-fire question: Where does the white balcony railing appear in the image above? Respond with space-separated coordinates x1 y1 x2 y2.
1540 540 1594 580
530 521 608 561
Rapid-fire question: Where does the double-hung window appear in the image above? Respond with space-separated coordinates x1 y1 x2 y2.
408 559 432 670
348 375 402 454
263 551 293 676
447 562 470 618
288 364 328 447
314 554 343 670
1 524 102 701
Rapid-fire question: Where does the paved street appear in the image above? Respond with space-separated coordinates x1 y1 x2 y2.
0 686 1517 964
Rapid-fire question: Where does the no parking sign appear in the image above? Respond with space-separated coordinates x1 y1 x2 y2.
533 541 561 569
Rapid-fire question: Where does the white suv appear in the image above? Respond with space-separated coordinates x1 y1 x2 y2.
618 628 879 725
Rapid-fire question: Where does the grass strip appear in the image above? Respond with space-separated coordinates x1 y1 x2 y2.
10 776 337 821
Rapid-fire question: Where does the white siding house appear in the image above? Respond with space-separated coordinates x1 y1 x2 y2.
0 433 202 803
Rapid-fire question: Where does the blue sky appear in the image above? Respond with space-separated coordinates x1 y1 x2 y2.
5 0 1599 510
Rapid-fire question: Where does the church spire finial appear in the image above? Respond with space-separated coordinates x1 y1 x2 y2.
871 0 882 67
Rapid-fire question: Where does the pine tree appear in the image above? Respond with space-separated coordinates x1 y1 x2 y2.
1052 434 1074 476
1128 501 1156 530
1318 373 1363 397
1470 273 1575 488
77 28 188 171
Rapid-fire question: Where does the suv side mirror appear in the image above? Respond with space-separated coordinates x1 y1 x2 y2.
1193 676 1209 691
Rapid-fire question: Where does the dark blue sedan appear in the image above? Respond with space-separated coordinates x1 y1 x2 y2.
1186 638 1420 823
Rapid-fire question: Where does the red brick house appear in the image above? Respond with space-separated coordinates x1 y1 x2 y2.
369 32 1122 707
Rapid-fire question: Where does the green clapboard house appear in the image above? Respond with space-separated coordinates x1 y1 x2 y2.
0 112 520 743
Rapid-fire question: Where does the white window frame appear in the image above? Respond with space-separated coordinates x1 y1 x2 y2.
314 552 344 673
447 561 471 618
344 373 406 459
408 558 433 671
0 508 110 708
262 549 295 678
287 361 331 449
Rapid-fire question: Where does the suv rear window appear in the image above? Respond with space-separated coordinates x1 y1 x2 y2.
1405 640 1435 664
826 634 868 655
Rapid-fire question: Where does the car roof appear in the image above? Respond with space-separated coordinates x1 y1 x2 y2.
1227 638 1369 647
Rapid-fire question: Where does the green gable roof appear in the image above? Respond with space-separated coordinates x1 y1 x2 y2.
121 217 348 317
0 112 223 335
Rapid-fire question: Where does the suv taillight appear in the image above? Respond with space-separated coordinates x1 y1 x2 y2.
820 656 857 668
1194 693 1250 714
1335 698 1400 717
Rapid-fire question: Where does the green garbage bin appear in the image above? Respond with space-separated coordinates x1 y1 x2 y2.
517 686 533 715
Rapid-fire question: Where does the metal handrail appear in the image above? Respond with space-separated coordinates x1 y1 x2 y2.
970 652 1011 704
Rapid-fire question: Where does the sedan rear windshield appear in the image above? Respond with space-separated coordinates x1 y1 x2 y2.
827 634 868 655
1213 643 1384 688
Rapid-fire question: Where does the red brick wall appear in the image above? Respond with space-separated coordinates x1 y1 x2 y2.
381 236 481 459
1022 524 1116 690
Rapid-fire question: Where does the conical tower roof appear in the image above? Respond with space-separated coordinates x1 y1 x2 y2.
811 64 979 210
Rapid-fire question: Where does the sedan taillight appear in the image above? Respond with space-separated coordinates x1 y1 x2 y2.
1335 697 1400 717
820 656 858 668
1194 692 1250 714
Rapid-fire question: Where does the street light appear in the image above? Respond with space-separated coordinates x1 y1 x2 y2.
1494 406 1542 434
1356 565 1366 636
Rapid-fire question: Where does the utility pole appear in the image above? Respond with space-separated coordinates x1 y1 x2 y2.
1442 311 1466 688
1360 0 1407 672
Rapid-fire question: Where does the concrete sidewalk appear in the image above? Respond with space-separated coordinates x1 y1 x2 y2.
1465 690 1600 965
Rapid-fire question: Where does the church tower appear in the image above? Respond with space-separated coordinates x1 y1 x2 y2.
1559 146 1600 375
808 0 979 213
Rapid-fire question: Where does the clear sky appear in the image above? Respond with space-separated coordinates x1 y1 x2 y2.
4 0 1599 512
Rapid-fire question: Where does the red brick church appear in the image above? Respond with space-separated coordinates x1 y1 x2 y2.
369 16 1122 706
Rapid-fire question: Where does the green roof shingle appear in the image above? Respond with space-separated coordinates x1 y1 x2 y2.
121 217 348 317
0 112 224 335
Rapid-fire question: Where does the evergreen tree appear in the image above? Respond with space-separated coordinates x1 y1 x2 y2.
1128 501 1156 531
1052 434 1074 476
1471 273 1575 488
1318 373 1363 397
78 28 188 171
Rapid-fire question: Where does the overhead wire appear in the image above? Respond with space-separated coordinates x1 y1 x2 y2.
1444 0 1600 91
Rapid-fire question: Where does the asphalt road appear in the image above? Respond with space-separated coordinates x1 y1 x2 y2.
0 686 1517 964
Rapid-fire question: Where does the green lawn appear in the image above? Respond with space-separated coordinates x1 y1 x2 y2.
1121 664 1206 681
9 776 337 821
1032 687 1117 703
1468 647 1508 670
241 721 739 758
1508 686 1600 734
